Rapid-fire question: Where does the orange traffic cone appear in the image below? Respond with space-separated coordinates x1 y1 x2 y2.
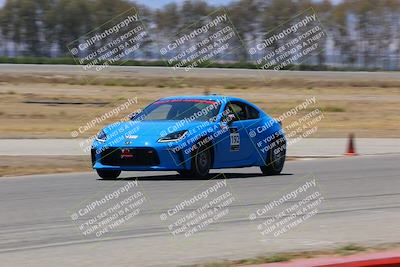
345 133 358 156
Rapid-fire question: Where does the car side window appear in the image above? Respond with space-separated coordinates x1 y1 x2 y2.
223 102 247 121
246 104 260 119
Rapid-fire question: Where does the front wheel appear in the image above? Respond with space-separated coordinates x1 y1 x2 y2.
177 170 192 177
96 169 121 179
260 136 286 175
178 145 211 178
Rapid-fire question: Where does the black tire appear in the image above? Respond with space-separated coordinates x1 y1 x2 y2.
178 144 212 179
177 170 192 177
260 135 286 175
96 169 121 179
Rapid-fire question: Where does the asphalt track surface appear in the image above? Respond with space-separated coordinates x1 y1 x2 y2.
0 154 399 267
1 138 400 156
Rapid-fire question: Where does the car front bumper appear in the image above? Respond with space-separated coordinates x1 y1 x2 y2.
91 145 190 171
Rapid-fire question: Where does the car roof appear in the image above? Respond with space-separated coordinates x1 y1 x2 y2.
157 95 266 116
159 95 247 103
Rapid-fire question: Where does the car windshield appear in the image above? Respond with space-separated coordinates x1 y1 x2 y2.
132 99 220 122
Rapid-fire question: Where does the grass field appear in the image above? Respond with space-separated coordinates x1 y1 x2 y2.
1 67 399 138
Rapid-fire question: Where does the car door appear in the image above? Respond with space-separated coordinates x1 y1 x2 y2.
242 103 265 164
214 101 257 167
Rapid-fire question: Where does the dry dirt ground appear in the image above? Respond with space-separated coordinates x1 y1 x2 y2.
1 68 399 139
0 156 91 177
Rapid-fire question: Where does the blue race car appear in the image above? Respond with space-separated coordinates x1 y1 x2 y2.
91 95 286 179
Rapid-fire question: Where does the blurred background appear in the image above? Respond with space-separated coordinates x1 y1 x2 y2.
0 0 399 70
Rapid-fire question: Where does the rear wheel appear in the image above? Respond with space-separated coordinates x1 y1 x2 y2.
96 169 121 179
260 135 286 175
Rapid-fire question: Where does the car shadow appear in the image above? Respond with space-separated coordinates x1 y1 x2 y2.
98 172 293 181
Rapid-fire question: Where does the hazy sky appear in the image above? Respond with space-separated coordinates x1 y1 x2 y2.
135 0 232 8
0 0 341 9
0 0 231 8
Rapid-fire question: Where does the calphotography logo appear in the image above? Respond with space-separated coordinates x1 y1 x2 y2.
158 175 237 238
74 98 140 153
69 180 149 239
67 7 148 73
159 8 245 76
249 177 324 238
249 7 327 78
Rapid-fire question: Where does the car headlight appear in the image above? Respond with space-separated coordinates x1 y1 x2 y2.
158 130 188 143
95 130 107 142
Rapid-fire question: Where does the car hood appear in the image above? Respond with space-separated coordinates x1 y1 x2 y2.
101 120 212 146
